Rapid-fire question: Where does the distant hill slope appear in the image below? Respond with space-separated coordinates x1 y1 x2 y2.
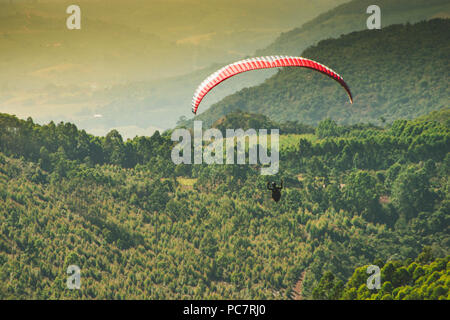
257 0 450 56
193 19 450 127
416 108 450 126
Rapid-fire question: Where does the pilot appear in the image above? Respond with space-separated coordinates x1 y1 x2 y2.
267 180 283 202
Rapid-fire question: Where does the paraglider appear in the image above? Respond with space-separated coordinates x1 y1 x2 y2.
267 180 283 203
191 56 353 114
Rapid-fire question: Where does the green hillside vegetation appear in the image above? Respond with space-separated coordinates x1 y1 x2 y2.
257 0 450 56
210 110 314 136
195 19 450 128
313 248 449 300
416 108 450 125
0 108 448 299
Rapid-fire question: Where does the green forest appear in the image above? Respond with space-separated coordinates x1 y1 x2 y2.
314 248 449 300
195 19 450 127
0 105 448 299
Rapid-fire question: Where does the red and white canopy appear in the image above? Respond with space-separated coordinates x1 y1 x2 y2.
191 56 353 114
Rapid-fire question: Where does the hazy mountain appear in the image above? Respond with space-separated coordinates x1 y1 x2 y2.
257 0 450 56
0 0 348 138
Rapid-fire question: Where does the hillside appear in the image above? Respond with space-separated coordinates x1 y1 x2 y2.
194 19 450 127
257 0 450 56
210 110 314 136
0 109 448 299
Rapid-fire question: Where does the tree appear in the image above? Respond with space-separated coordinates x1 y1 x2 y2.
342 170 380 221
392 165 434 219
416 246 433 264
104 130 126 166
39 146 51 172
316 119 340 139
312 271 344 300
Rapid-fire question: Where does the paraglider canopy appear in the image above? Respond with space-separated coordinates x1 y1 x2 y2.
191 56 353 114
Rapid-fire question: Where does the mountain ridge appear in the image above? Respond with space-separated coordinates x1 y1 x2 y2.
192 19 450 128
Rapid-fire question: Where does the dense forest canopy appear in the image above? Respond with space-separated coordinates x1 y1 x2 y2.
0 107 448 299
314 248 449 300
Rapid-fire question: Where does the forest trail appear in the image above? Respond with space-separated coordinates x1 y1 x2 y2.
290 271 306 300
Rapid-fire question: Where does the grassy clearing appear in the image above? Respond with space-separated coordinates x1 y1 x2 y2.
280 134 316 150
177 177 197 187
